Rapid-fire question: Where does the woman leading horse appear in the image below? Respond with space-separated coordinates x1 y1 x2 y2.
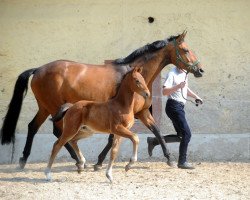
1 31 204 169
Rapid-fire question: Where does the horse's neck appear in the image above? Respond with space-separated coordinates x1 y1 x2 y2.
142 47 170 87
112 75 135 107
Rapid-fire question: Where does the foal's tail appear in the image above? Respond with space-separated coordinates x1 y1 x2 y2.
50 103 73 122
1 68 37 145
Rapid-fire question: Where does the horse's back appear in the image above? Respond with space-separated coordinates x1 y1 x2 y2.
30 60 123 115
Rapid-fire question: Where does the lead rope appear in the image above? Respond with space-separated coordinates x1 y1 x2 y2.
181 71 199 106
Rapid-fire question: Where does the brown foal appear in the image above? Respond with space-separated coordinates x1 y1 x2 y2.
45 66 150 182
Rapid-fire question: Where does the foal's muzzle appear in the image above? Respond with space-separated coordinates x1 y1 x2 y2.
143 91 150 99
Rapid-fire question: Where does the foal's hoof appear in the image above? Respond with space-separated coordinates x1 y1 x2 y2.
76 163 85 173
19 157 27 169
44 169 52 181
93 164 102 171
106 173 113 183
45 173 52 181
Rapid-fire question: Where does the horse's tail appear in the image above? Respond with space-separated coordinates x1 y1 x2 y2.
1 68 37 145
50 103 73 122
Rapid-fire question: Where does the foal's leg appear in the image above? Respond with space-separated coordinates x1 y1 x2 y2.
95 109 178 169
45 120 81 180
125 132 139 172
112 125 139 172
106 136 122 183
70 140 86 173
94 134 114 171
20 106 49 169
53 123 80 165
45 137 67 181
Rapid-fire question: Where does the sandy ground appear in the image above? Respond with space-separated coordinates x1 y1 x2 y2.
0 161 249 200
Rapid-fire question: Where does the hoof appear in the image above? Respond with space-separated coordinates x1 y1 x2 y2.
93 164 102 171
76 163 85 173
45 174 52 181
44 169 52 181
125 164 131 172
106 173 113 183
19 157 27 169
147 137 155 157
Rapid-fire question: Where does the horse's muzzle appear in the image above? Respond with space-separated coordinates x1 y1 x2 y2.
193 68 204 78
143 91 150 99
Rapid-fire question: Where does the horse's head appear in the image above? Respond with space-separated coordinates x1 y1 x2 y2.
169 30 204 77
130 66 150 99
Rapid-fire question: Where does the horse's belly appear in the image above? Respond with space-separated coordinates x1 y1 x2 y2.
73 126 94 141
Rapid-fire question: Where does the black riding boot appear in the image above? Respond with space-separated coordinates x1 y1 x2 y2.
147 135 181 157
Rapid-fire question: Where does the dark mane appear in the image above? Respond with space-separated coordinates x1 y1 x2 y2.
113 34 181 65
167 34 181 42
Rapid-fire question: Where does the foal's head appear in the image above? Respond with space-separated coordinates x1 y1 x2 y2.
129 66 150 98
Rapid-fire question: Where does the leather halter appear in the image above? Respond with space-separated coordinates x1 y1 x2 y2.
173 39 200 73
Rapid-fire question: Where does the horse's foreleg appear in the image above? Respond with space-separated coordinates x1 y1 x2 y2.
20 108 49 169
112 125 139 172
70 140 86 173
94 134 114 171
106 136 121 183
136 109 175 167
125 133 139 172
53 123 80 165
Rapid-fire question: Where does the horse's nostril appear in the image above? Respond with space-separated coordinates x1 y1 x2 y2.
199 68 204 73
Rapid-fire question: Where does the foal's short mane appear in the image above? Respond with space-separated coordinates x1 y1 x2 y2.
113 34 181 65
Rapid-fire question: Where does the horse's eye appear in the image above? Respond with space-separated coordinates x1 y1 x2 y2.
183 49 189 53
136 80 140 84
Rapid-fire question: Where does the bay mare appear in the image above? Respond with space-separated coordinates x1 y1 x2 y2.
1 31 204 169
46 66 150 182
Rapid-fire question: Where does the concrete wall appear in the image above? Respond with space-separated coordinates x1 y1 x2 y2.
0 0 249 163
1 134 249 164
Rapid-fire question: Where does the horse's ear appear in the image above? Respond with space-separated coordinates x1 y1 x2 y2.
134 66 143 74
183 30 187 38
177 30 187 43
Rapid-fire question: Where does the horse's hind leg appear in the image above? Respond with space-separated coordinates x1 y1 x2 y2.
45 137 67 181
45 120 80 181
19 107 49 169
53 123 80 165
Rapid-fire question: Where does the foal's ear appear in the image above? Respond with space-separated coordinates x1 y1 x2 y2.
133 66 143 74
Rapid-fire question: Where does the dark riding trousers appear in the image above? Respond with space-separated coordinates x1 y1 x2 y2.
165 99 191 164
